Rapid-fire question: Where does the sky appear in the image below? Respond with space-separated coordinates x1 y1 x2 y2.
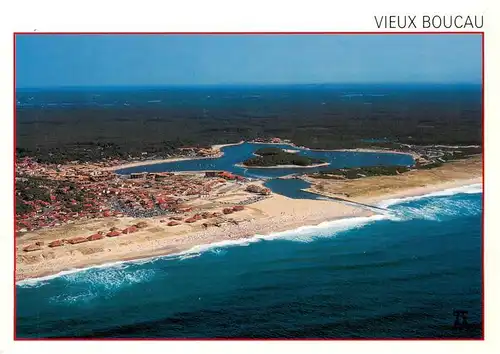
15 34 482 88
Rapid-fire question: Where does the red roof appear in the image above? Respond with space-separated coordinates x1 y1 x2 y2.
23 244 42 252
122 226 138 234
67 236 88 244
88 233 105 241
49 240 64 247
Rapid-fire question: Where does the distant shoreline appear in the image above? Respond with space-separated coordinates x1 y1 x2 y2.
248 141 417 159
104 154 223 171
235 162 331 169
104 140 417 172
211 140 245 150
104 141 245 171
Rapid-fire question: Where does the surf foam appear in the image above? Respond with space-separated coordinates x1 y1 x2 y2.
377 183 482 208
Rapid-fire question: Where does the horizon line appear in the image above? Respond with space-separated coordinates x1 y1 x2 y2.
16 82 482 91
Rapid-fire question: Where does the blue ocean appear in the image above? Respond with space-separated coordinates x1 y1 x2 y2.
16 184 482 339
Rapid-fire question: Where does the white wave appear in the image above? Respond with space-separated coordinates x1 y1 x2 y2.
179 253 200 261
17 267 100 288
182 214 389 257
390 197 481 222
62 268 156 291
377 183 482 208
17 259 142 288
49 290 98 304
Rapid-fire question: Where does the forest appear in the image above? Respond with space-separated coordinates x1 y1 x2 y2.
16 85 482 164
243 147 325 167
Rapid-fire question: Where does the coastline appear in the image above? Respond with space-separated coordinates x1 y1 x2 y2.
103 140 415 172
247 141 417 159
16 173 481 283
102 141 245 172
211 140 245 150
302 156 482 204
235 162 331 169
103 154 223 171
16 194 372 282
330 148 420 159
304 177 481 206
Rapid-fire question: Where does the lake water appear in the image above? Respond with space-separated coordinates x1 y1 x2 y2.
116 142 414 199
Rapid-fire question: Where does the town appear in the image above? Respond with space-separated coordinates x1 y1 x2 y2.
15 149 272 247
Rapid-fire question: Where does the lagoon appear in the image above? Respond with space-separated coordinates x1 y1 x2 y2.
116 142 415 198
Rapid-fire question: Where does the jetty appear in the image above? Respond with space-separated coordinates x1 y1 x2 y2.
301 189 390 213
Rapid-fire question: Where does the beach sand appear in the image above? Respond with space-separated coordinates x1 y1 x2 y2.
236 162 331 169
304 156 482 204
211 140 245 150
16 193 369 282
102 141 244 171
103 154 223 171
305 156 482 203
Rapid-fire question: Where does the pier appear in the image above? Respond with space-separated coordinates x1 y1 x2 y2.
301 189 390 213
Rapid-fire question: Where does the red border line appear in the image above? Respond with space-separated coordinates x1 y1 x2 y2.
481 32 485 339
13 32 485 341
13 32 17 342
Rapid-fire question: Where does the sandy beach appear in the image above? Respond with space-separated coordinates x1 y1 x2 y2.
211 140 245 150
303 156 482 204
103 141 244 171
248 141 417 159
103 154 223 171
235 162 331 169
331 148 419 159
16 193 370 282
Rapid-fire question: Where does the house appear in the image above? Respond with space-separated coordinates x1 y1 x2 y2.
130 172 147 179
87 233 105 241
122 226 138 234
106 231 121 237
135 221 148 229
218 171 237 180
67 236 89 244
23 244 42 252
48 240 64 248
